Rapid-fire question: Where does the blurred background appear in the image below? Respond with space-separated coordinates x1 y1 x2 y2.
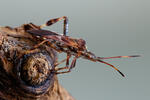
0 0 149 100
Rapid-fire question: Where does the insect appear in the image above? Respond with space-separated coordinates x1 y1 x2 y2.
26 16 140 77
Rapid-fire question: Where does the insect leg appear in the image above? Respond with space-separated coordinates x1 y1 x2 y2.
40 16 68 36
55 66 68 71
54 52 81 74
69 56 77 71
55 56 78 74
54 63 71 74
55 69 70 74
68 52 82 71
54 59 67 67
66 53 71 67
54 56 77 74
55 53 71 68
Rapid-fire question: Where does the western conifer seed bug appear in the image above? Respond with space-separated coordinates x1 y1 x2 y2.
25 16 140 77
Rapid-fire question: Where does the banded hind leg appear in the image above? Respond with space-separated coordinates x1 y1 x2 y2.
40 16 68 36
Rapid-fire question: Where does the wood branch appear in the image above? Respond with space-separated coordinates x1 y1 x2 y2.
0 24 75 100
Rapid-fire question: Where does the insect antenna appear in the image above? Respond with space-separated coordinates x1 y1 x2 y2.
97 59 125 77
98 55 140 59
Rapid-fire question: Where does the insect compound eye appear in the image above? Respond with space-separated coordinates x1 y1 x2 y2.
14 52 55 96
77 39 86 50
78 39 86 45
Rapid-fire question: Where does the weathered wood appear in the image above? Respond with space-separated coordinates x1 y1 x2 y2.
0 25 75 100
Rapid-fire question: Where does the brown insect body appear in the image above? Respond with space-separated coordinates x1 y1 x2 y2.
27 29 140 77
26 16 140 77
27 29 85 53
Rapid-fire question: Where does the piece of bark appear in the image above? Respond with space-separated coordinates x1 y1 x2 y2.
0 24 75 100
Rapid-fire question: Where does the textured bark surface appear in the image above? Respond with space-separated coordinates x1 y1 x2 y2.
0 25 75 100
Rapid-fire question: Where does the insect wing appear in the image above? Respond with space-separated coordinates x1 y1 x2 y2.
27 29 59 37
61 36 79 48
27 29 82 49
44 35 73 46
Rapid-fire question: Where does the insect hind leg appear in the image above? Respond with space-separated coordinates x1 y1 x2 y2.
40 16 68 36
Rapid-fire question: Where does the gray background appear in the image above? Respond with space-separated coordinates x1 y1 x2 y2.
0 0 149 100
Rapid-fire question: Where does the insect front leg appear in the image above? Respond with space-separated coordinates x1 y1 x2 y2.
55 54 79 74
40 16 68 36
54 67 70 74
55 56 78 74
68 52 82 71
54 59 67 67
69 56 77 71
54 53 71 74
66 53 71 67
